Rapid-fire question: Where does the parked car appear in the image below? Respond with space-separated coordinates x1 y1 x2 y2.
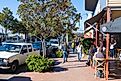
47 46 58 57
32 42 42 50
0 43 39 72
32 42 43 55
50 39 59 48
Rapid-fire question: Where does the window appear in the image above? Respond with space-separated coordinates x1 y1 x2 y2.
28 45 32 52
1 44 21 53
50 41 58 44
21 45 28 54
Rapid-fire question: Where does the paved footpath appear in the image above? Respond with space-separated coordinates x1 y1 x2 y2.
17 54 121 81
1 54 121 81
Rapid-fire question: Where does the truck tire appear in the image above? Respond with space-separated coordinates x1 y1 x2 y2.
10 61 18 73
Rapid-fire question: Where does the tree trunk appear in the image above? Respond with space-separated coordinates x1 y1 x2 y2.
66 33 68 45
17 33 19 42
25 32 28 43
42 38 46 57
5 28 7 41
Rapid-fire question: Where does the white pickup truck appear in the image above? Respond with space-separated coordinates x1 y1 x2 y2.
0 43 39 72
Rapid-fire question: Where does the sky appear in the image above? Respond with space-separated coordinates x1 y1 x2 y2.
0 0 90 33
71 0 90 32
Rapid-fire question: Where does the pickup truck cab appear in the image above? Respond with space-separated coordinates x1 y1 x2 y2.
0 43 39 72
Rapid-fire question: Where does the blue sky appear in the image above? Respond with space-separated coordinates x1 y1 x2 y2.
0 0 88 32
0 0 20 19
71 0 88 32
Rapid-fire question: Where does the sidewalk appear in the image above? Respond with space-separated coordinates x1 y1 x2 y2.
17 53 121 81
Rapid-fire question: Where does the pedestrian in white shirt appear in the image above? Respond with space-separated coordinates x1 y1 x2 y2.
110 40 116 58
76 42 83 62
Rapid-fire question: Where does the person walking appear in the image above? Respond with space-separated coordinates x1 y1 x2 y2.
62 42 68 63
76 42 83 62
71 41 75 53
110 40 116 58
86 46 93 66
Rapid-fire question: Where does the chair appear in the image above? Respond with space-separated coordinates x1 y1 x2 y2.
94 58 106 78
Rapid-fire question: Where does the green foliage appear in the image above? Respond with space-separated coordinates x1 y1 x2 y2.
56 49 63 58
26 54 54 72
0 7 13 33
82 38 94 55
17 0 81 57
0 7 27 34
82 48 89 55
17 0 80 39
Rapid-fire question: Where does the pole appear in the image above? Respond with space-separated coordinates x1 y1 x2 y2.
106 33 109 80
105 6 111 80
95 23 99 47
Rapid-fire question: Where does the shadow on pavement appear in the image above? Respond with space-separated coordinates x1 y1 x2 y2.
0 64 29 74
48 59 68 72
15 64 30 74
109 68 121 80
0 76 32 81
9 76 32 81
52 66 68 72
0 80 7 81
54 60 62 65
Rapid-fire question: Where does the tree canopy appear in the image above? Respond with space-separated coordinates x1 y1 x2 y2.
17 0 80 39
0 7 14 33
0 7 27 34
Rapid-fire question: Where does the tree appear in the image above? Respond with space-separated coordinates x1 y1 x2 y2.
0 7 14 40
0 7 28 41
17 0 80 57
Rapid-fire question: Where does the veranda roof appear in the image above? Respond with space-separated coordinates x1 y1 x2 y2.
100 17 121 33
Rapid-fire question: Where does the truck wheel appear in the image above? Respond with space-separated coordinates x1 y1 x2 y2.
10 61 18 73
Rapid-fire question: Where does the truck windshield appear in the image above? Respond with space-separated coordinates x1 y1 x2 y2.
1 44 21 53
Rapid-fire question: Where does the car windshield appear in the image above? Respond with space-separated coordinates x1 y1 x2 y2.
1 44 21 53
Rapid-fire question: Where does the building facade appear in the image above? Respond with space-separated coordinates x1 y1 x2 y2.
85 0 121 80
85 0 121 48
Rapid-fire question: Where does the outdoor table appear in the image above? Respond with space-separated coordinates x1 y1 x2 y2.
117 48 121 53
117 48 121 58
94 58 106 78
94 57 120 79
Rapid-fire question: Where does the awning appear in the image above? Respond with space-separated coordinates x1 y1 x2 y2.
100 17 121 33
84 9 106 28
84 26 93 33
85 0 98 11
